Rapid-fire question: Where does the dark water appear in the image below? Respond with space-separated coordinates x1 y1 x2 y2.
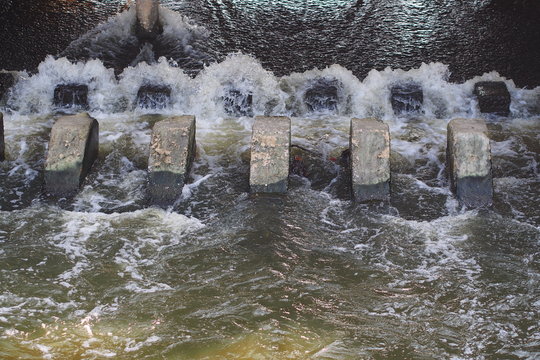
1 0 540 86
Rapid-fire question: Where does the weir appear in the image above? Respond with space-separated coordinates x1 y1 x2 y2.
1 109 502 207
1 1 539 358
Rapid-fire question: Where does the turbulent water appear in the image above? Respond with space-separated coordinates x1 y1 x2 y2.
1 2 540 359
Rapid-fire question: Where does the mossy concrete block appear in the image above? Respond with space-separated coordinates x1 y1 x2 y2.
250 116 291 193
447 118 493 207
148 115 196 205
0 112 4 161
45 113 99 195
350 118 391 202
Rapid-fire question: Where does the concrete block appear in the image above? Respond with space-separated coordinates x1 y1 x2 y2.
350 118 390 202
0 112 4 161
250 116 291 193
473 81 511 116
390 82 423 115
148 115 196 205
447 118 493 207
45 113 99 195
304 78 340 112
137 84 171 109
136 0 162 41
53 84 89 109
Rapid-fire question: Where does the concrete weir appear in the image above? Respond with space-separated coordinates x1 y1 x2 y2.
350 118 391 202
447 118 493 207
250 116 291 193
44 113 99 195
0 112 4 161
148 116 196 205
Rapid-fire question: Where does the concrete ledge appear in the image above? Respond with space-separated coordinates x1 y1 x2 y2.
45 113 99 195
0 112 4 161
447 118 493 207
148 115 196 205
350 118 390 202
250 116 291 193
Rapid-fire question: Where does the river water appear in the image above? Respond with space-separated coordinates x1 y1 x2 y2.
1 1 539 359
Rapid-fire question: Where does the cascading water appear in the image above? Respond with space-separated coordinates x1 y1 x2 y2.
0 1 539 359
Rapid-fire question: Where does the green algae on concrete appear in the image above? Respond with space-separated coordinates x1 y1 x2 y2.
44 113 99 195
250 116 291 193
350 118 391 202
148 115 196 205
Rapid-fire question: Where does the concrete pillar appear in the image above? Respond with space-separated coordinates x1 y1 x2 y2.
0 112 4 162
45 113 99 195
350 118 390 202
447 118 493 207
250 116 291 193
148 115 196 205
136 0 161 41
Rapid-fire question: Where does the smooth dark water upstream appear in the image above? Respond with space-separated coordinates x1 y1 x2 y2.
0 1 539 359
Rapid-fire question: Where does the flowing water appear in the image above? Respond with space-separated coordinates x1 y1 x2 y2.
1 1 539 359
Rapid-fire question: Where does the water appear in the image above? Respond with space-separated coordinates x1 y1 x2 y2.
1 1 540 359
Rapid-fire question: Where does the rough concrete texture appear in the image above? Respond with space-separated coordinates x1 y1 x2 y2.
0 112 4 161
390 82 423 115
136 0 161 40
148 115 196 205
447 118 493 207
350 118 391 202
45 113 99 195
473 81 511 116
250 116 291 193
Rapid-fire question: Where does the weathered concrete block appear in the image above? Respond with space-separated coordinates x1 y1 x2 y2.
148 115 196 205
304 78 340 112
45 113 99 195
136 0 162 41
222 88 253 117
250 116 291 193
473 81 511 116
0 112 4 162
390 82 423 115
53 84 89 109
137 84 171 109
447 118 493 207
350 118 390 202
